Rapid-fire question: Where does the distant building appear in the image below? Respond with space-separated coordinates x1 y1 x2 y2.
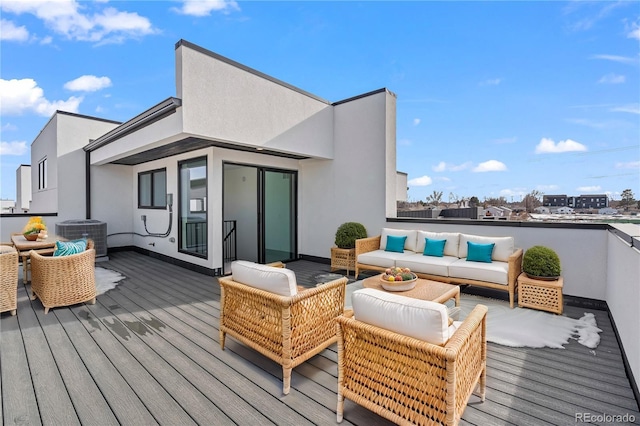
569 194 608 209
543 194 568 207
555 207 575 214
599 207 618 215
534 206 550 214
544 193 608 210
0 199 16 213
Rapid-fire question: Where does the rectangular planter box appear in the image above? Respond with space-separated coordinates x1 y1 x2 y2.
331 247 355 277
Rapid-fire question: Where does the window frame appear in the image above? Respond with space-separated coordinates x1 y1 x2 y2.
38 157 47 190
138 168 167 209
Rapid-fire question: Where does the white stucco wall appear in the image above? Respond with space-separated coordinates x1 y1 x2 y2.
606 231 640 391
396 172 408 202
16 165 31 211
90 163 134 248
29 116 58 213
176 43 334 159
299 90 395 258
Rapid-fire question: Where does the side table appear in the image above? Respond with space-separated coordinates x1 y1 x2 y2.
517 273 563 314
330 247 355 277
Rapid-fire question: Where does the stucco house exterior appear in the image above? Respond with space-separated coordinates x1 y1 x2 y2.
21 39 398 275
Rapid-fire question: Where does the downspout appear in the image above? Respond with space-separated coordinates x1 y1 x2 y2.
85 149 91 219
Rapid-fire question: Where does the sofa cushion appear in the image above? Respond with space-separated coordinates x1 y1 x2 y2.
466 241 495 263
401 253 458 277
358 249 412 268
458 234 514 262
352 288 452 345
380 228 418 252
231 260 297 296
385 235 407 253
416 231 460 257
448 259 509 285
424 238 446 257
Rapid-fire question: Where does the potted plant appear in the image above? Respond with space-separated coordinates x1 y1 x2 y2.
522 245 561 280
331 222 367 276
22 216 47 241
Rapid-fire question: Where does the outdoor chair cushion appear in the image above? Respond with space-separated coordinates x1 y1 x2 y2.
400 253 459 277
449 258 509 285
380 228 418 252
357 249 412 269
230 260 297 296
352 288 456 345
416 231 460 257
458 234 514 262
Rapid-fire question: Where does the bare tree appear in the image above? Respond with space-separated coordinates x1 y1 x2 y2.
426 190 443 205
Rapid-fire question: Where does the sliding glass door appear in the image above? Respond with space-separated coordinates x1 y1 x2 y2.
223 163 297 272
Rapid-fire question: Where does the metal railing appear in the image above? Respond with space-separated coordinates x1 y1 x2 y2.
223 220 237 264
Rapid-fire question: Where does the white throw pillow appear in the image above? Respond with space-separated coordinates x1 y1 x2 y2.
352 288 452 345
380 228 418 252
230 260 297 296
458 234 514 262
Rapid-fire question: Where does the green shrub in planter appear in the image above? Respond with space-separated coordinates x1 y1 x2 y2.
334 222 367 249
522 246 561 279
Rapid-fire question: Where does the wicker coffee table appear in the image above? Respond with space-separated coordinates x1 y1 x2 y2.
363 274 460 306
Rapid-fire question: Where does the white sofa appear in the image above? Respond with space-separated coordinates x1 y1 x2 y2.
355 228 523 307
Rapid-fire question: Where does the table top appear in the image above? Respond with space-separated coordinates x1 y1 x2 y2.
362 274 460 305
11 234 59 251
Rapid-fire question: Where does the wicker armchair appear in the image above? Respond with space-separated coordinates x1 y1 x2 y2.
218 261 347 395
30 239 96 314
1 245 19 316
337 303 488 425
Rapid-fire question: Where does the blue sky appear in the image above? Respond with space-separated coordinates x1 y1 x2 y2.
1 0 639 204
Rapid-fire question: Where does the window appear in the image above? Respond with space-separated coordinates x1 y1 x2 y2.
38 158 47 190
179 157 207 257
138 168 167 208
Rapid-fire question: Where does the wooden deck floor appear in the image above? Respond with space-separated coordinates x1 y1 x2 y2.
2 251 638 425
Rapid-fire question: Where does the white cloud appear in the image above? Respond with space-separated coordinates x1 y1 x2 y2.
0 1 156 44
472 160 507 172
589 54 637 65
577 186 601 192
610 104 640 115
598 73 625 84
479 78 501 86
408 175 433 186
64 75 112 92
537 185 560 192
499 188 527 198
432 161 472 172
1 123 18 131
0 140 28 156
434 176 451 182
615 161 640 169
413 118 420 126
0 18 29 41
535 138 588 154
0 78 83 116
172 0 240 16
628 22 640 40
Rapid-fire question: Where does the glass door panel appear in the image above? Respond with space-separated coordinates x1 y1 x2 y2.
178 157 207 257
262 170 296 263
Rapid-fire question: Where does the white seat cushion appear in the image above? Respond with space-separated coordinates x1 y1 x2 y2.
416 231 460 257
380 228 418 252
458 234 514 262
448 259 509 285
357 249 413 268
401 253 458 277
230 260 297 296
352 288 452 345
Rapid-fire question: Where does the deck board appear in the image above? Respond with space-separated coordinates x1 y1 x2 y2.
1 251 638 426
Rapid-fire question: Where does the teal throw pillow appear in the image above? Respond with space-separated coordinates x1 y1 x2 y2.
54 239 87 257
423 238 446 257
385 235 407 253
466 241 495 263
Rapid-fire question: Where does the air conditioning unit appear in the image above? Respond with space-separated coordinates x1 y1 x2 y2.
56 220 108 258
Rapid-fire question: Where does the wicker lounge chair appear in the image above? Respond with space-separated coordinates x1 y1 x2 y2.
218 260 347 394
1 245 19 316
30 239 96 314
337 290 488 425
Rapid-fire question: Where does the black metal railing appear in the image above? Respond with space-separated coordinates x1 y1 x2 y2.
223 220 237 263
185 220 207 256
